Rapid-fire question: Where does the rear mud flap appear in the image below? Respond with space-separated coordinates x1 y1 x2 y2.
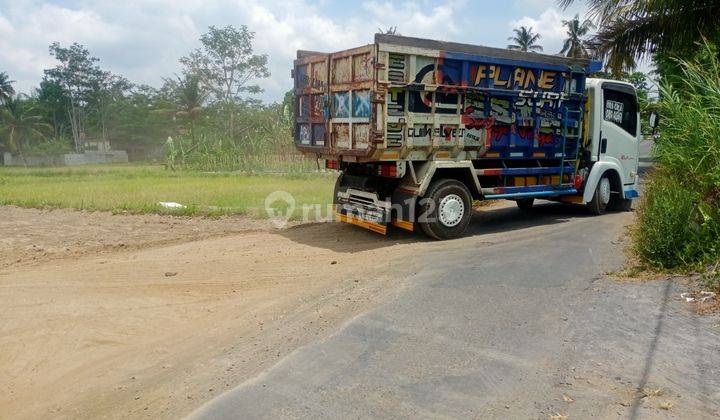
336 208 388 234
334 183 417 235
335 205 415 234
335 188 390 235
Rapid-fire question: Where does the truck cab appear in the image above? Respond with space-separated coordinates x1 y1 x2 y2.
584 78 641 204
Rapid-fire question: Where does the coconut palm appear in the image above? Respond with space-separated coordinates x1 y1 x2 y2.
161 74 209 147
0 96 51 157
0 72 15 105
558 0 720 71
378 26 400 35
507 26 543 52
560 14 596 58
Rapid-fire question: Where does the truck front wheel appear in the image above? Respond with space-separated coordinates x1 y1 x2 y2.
419 179 472 240
587 175 611 215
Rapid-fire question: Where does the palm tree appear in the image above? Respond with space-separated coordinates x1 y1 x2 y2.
507 26 543 52
559 0 720 72
560 14 596 58
161 74 208 147
378 26 400 35
0 96 51 160
0 72 15 105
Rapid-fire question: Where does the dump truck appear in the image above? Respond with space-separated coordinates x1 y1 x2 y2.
292 34 640 239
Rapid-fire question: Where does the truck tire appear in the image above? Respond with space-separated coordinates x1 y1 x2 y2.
332 173 344 205
333 173 370 205
587 175 611 215
419 179 472 240
516 198 534 211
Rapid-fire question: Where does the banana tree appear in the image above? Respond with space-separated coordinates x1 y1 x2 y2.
0 96 52 164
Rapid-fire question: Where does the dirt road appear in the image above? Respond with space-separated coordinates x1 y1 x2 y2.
1 202 718 419
0 207 420 419
0 206 272 269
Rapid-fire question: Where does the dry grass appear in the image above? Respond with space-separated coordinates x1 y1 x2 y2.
639 387 665 398
694 290 720 315
659 401 674 410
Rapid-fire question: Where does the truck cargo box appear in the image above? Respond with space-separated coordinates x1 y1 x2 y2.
292 34 601 162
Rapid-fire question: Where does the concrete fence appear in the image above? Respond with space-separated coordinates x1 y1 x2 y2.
2 151 129 166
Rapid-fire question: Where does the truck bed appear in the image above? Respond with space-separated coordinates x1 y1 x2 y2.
292 34 601 163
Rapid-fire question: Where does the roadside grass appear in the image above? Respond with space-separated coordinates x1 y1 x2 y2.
633 42 720 280
634 176 708 268
0 164 336 219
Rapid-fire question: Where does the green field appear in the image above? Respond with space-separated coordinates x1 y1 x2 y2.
0 164 336 219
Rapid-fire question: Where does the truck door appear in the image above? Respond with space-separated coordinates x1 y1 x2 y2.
599 83 640 185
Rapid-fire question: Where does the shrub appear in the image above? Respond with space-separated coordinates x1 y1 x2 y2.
635 175 714 268
635 42 720 269
25 138 74 156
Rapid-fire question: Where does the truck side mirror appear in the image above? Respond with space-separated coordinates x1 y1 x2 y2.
648 111 660 130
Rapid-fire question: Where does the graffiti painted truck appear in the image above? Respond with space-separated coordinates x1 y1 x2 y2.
292 34 640 239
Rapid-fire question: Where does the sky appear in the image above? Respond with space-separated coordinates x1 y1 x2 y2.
0 0 591 103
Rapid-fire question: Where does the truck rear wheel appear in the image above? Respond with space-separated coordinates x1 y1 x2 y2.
419 179 472 240
332 173 344 205
587 175 611 215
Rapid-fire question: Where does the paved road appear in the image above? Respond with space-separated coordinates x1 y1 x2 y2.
192 202 720 419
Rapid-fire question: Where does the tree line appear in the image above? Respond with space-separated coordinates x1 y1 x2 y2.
507 14 595 57
509 1 719 82
0 25 295 169
3 1 718 168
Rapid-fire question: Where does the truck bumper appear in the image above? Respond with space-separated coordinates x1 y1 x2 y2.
624 174 641 199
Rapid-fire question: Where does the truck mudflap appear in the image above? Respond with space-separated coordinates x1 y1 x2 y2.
335 188 390 235
335 204 415 234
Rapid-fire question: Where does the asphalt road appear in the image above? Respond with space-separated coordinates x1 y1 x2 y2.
192 200 720 419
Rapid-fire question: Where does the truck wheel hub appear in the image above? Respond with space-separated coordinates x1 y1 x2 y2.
438 194 464 227
599 177 611 205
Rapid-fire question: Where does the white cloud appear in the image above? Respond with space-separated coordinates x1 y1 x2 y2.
242 0 468 99
509 7 582 54
511 0 557 14
0 0 465 102
0 3 146 95
362 1 464 40
24 4 123 45
0 13 12 33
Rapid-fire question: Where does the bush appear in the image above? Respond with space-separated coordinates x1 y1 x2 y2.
25 138 74 156
635 175 717 268
635 42 720 269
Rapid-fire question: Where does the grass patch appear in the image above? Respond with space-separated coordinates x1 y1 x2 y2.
0 164 336 219
634 176 707 268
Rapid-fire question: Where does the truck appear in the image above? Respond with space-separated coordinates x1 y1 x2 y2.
292 34 640 239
